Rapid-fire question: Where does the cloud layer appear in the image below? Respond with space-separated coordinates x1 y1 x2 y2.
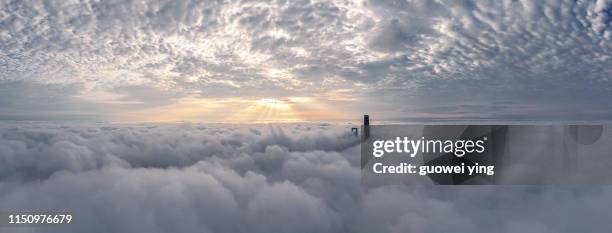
1 0 611 120
1 123 612 233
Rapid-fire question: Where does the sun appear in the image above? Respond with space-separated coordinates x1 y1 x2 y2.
116 96 347 123
255 98 292 110
245 98 298 123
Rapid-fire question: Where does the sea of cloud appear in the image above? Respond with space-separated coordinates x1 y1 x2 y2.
1 123 612 233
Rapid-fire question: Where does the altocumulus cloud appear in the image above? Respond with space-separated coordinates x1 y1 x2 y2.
1 0 611 120
1 123 612 233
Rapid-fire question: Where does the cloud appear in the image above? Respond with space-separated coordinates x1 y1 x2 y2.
1 0 610 120
0 81 110 121
0 123 359 181
2 123 612 233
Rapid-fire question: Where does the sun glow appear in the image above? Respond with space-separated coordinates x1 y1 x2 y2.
116 96 346 123
235 98 301 123
255 98 292 111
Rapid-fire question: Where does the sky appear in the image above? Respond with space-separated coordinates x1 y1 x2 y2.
2 2 612 232
1 0 612 122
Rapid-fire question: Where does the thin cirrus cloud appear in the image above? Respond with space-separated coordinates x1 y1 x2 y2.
0 0 611 122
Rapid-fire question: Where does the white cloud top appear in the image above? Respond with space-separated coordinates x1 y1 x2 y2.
1 123 612 232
